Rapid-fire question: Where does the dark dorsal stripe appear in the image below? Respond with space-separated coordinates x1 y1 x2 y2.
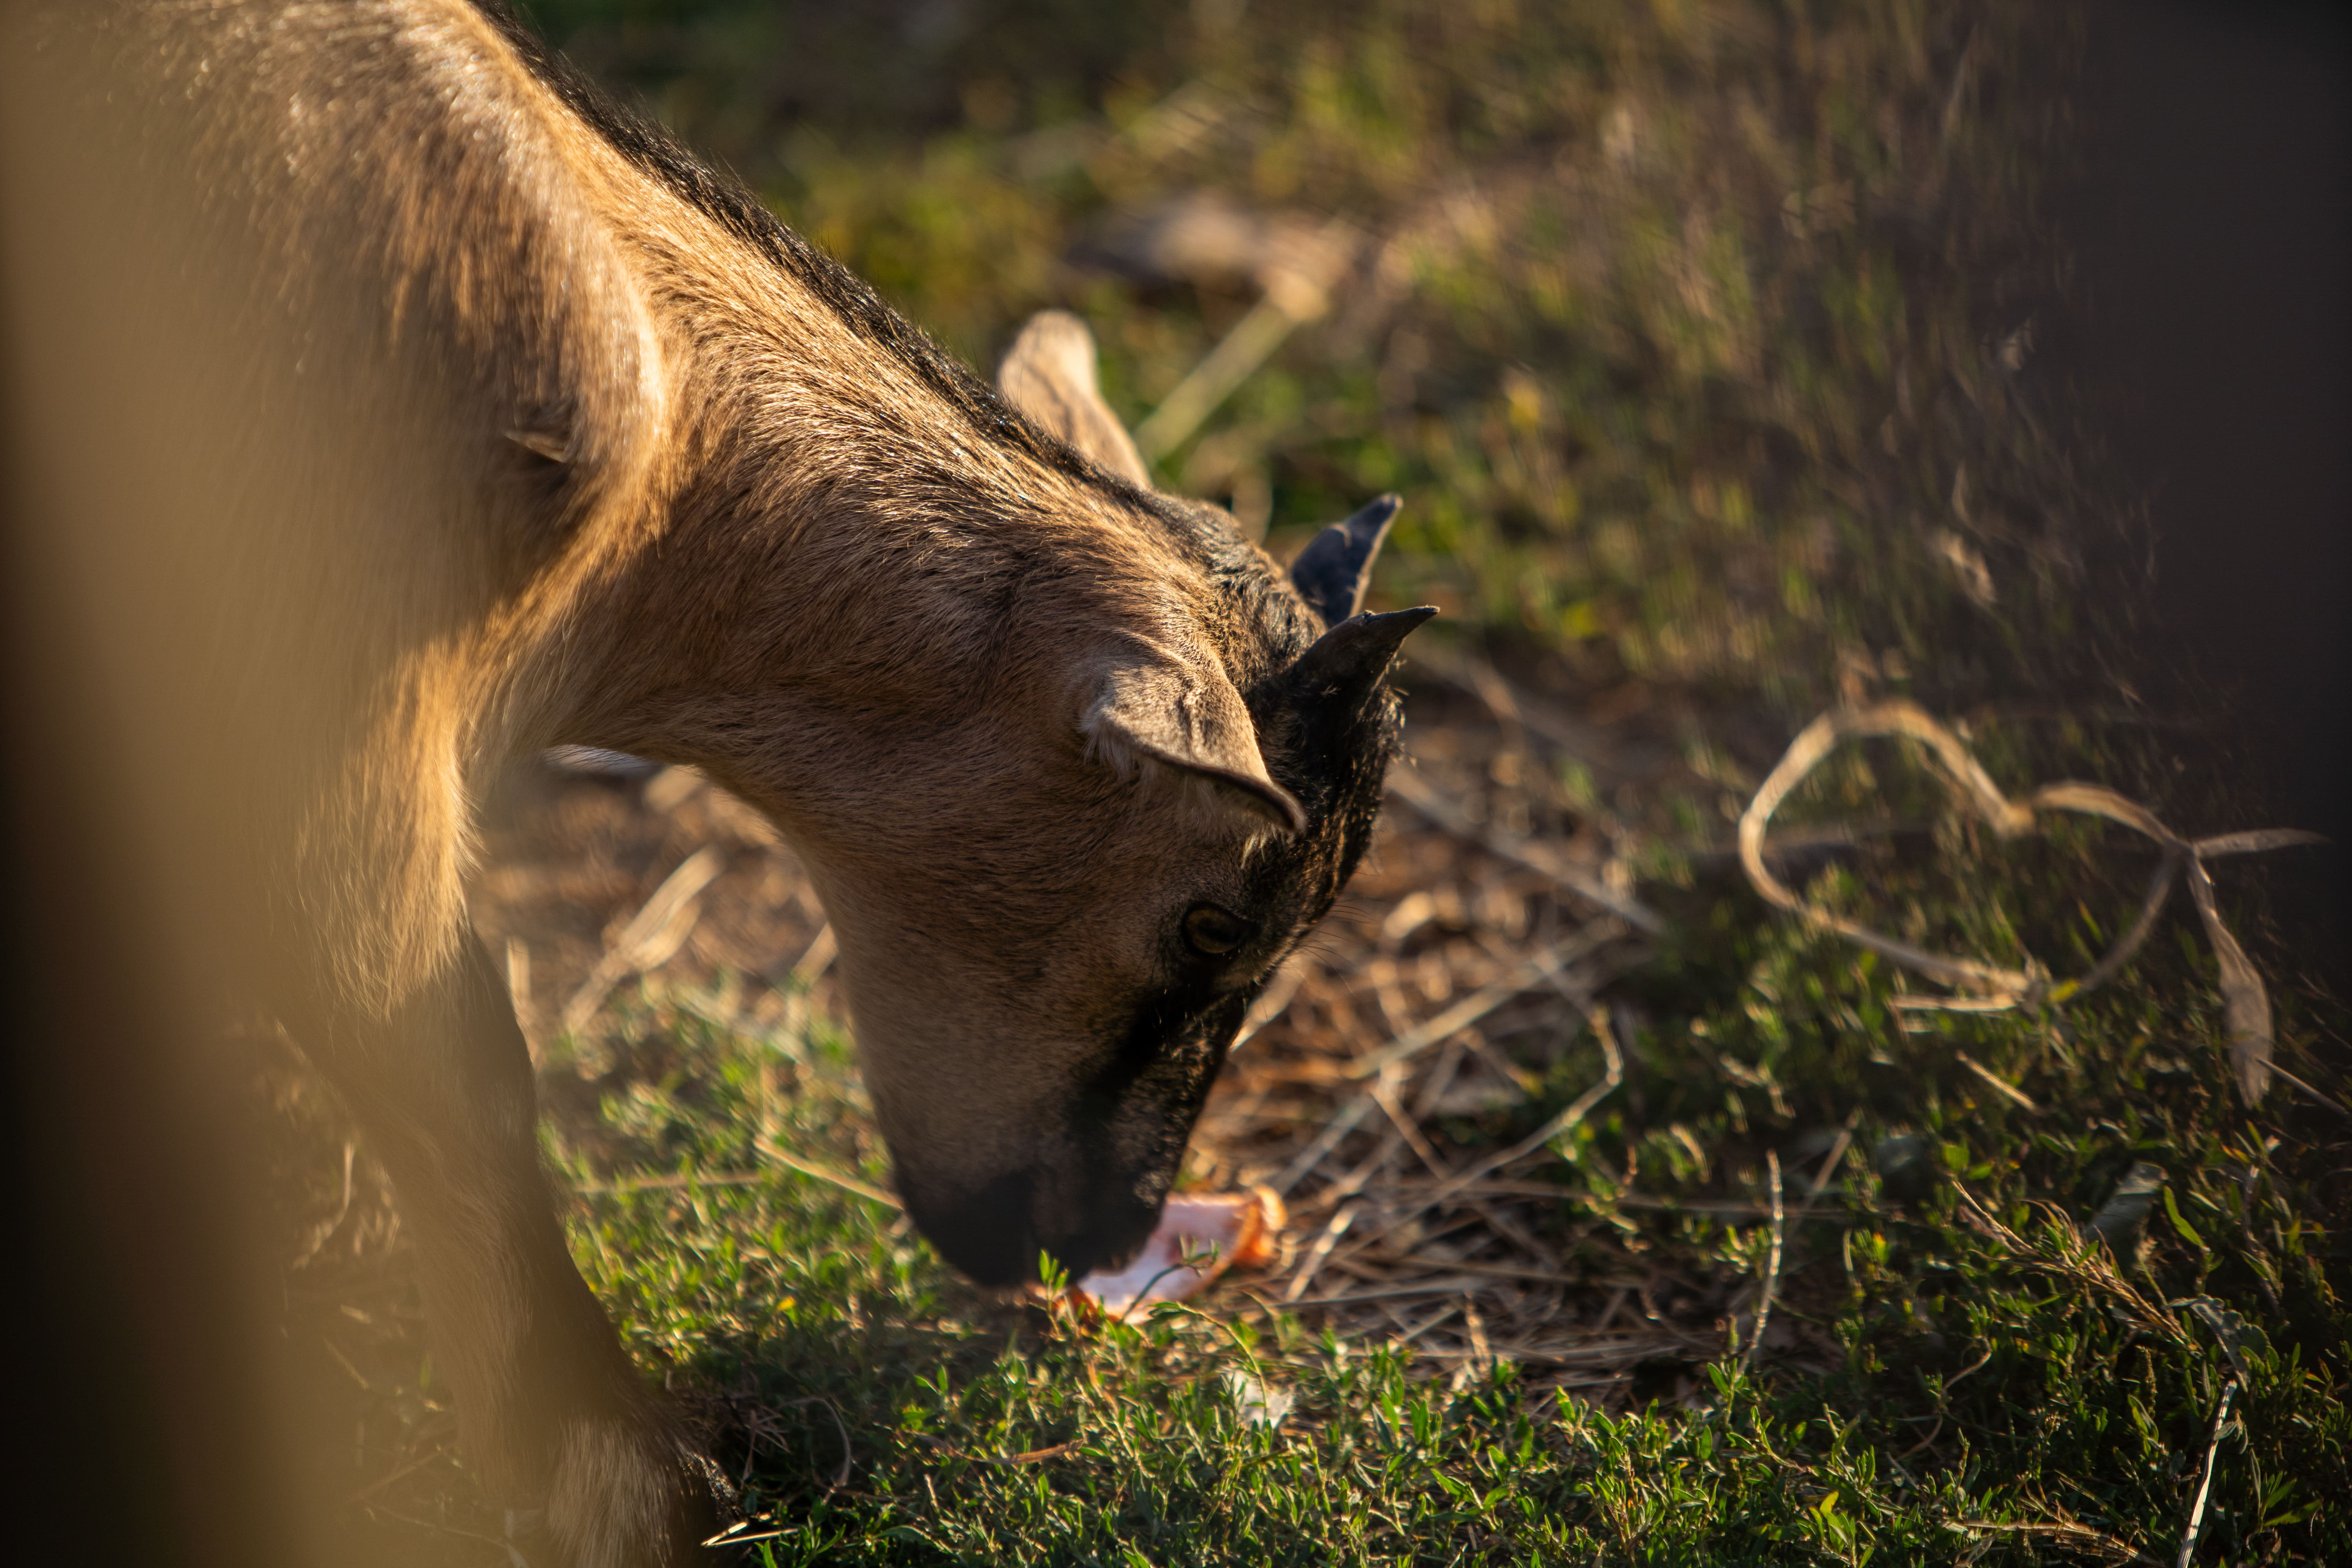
468 5 1339 731
468 1 1109 493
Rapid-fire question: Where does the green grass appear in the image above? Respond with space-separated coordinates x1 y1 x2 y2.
330 2 2352 1560
523 868 2345 1563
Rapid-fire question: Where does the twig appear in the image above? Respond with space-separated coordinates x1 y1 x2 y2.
1131 218 1356 461
2175 1377 2238 1568
701 1522 794 1550
1468 1199 1563 1268
1401 639 1622 776
1263 932 1621 1200
1741 704 2038 995
1369 1067 1453 1181
572 1170 768 1196
350 1504 523 1552
1463 1296 1493 1373
1287 1278 1492 1307
1944 1344 1996 1390
2180 846 2277 1103
1341 1254 1584 1288
1387 766 1664 932
784 922 836 985
1805 1112 1860 1204
786 1395 856 1491
2270 1063 2350 1118
1392 1298 1461 1346
2067 843 2181 997
1409 1034 1469 1121
1134 301 1298 461
1361 1007 1624 1243
1368 1176 1830 1220
1955 1050 2039 1112
1952 1185 2185 1346
1432 1007 1623 1191
927 1437 1084 1467
1686 818 1934 869
1268 1091 1376 1197
561 846 726 1033
1956 1520 2155 1566
291 1140 358 1269
1345 938 1602 1080
1281 1205 1357 1303
1233 960 1309 1051
1742 1151 1785 1370
1897 1415 1946 1462
1737 701 2322 1102
755 1139 902 1210
572 1151 898 1210
504 936 534 1036
341 1444 455 1507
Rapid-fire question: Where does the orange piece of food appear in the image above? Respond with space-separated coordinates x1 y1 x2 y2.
1074 1187 1285 1318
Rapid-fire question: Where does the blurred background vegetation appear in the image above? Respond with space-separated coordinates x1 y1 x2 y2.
522 0 2103 725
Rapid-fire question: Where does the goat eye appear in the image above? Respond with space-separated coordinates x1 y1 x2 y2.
1182 904 1252 957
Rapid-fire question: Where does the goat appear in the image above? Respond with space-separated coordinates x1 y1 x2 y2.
0 2 1429 1560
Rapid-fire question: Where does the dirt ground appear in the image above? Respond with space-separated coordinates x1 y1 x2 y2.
459 655 1817 1390
245 659 1772 1553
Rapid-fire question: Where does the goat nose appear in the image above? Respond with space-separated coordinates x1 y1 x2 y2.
899 1167 1038 1287
897 1162 1168 1286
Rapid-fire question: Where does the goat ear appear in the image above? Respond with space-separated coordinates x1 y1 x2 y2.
1085 653 1306 835
1288 494 1402 627
997 310 1153 488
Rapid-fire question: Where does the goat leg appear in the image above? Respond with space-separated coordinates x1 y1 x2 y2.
301 936 723 1567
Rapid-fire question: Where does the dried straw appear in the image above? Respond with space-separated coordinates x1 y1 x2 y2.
1738 700 2323 1102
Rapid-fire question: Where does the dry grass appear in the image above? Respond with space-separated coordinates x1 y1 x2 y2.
449 644 1850 1415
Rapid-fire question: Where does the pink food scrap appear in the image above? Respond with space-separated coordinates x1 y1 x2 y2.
1074 1187 1286 1318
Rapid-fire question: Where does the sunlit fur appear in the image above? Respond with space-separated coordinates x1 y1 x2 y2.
1 2 1412 1560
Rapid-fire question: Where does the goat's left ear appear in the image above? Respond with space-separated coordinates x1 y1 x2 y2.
1085 653 1307 835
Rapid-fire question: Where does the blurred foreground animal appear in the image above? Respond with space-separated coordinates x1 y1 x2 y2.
0 2 1428 1560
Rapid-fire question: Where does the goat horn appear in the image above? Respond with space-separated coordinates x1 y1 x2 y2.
1286 605 1437 704
1288 494 1402 628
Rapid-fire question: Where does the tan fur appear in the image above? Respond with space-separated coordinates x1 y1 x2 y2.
996 309 1154 486
2 4 1417 1558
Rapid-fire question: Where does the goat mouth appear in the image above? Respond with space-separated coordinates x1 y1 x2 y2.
892 1161 1168 1286
1060 1229 1148 1281
1042 1200 1165 1282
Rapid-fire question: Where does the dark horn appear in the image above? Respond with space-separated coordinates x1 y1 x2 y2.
1286 606 1438 703
1288 494 1403 628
